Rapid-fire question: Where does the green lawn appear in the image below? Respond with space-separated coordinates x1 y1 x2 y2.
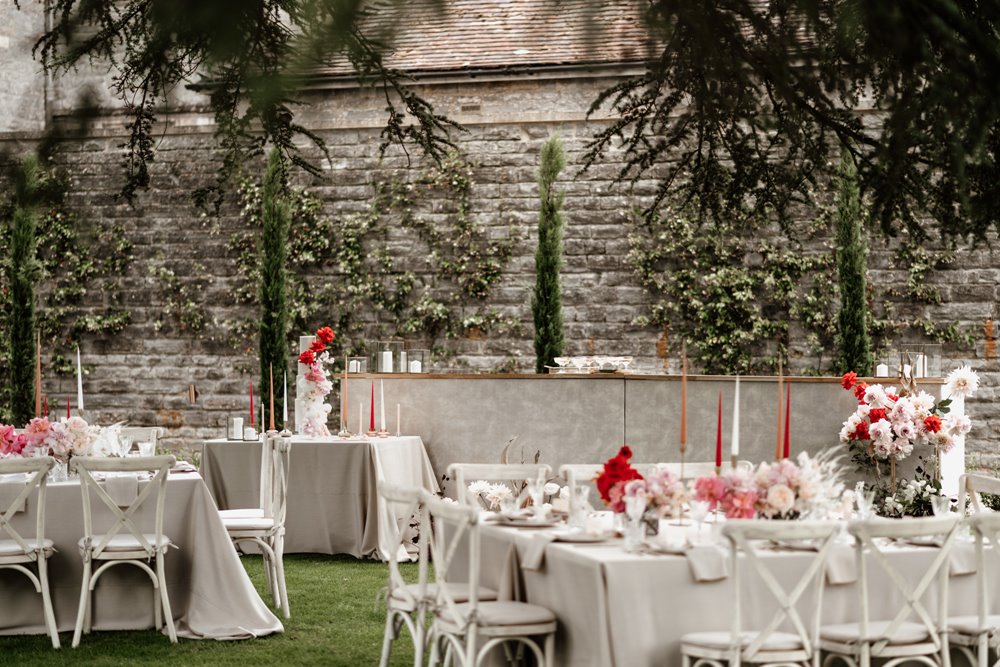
1 555 417 666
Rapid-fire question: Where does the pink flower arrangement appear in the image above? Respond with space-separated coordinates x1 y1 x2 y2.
622 468 689 519
3 416 100 461
0 425 27 456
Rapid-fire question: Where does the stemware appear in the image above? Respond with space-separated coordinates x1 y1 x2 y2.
137 441 155 457
570 485 591 529
623 494 647 551
526 470 547 520
117 434 134 458
688 500 711 543
931 494 952 517
855 487 876 520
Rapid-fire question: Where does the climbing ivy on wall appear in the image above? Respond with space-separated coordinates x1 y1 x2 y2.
224 152 519 367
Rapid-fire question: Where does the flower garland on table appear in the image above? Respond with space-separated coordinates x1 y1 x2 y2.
296 326 335 437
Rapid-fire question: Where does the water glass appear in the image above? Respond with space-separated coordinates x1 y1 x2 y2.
117 435 134 458
931 494 952 517
856 489 876 520
623 495 647 551
570 485 591 529
137 441 155 457
688 500 711 543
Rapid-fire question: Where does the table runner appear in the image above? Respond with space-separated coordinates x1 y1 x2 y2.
0 472 282 640
200 436 439 560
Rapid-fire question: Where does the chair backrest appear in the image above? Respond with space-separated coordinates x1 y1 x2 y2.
119 427 165 451
378 483 427 610
72 455 176 559
266 434 291 527
0 456 55 555
422 490 480 628
721 519 841 660
847 515 960 655
966 513 1000 632
958 473 1000 514
447 463 552 505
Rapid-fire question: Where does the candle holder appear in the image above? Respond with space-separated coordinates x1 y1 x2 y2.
338 423 352 438
405 348 429 374
377 428 389 438
346 356 368 374
366 429 377 437
371 340 404 374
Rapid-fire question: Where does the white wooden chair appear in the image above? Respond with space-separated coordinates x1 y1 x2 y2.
71 454 178 647
680 519 840 667
447 463 552 505
221 432 291 618
948 512 1000 666
820 515 961 667
422 491 556 667
218 432 275 522
958 473 1000 514
0 456 59 648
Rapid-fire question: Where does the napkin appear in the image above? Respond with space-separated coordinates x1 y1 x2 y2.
521 533 557 571
105 473 139 507
824 543 857 585
949 540 977 576
0 474 27 513
686 544 730 582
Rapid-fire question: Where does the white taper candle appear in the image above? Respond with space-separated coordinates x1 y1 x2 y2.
731 375 740 457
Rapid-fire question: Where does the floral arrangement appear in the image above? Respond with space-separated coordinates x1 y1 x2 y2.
467 480 514 510
595 446 644 513
623 468 689 519
296 326 335 436
0 424 27 456
693 452 844 520
0 416 101 461
879 477 940 517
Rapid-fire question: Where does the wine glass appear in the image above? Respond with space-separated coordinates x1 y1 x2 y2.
931 494 952 517
570 485 591 529
117 434 133 458
526 471 547 520
688 500 711 543
623 494 647 551
856 488 876 520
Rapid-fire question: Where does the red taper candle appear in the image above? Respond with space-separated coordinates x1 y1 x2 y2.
66 395 71 419
783 382 792 459
369 380 376 431
249 382 255 428
715 390 723 469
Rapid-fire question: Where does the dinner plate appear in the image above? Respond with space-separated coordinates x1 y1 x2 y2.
497 517 560 528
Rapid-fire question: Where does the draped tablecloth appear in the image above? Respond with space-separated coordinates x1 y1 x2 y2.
200 436 439 560
466 523 998 667
0 472 282 640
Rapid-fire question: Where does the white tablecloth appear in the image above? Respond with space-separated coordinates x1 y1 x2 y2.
0 472 282 640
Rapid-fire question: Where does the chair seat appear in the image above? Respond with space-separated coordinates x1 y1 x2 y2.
219 508 266 519
439 600 556 628
389 582 498 612
78 534 171 555
222 516 275 532
948 615 1000 635
0 537 54 556
821 620 931 645
681 630 804 652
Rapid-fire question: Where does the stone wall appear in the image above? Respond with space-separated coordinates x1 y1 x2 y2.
1 11 998 466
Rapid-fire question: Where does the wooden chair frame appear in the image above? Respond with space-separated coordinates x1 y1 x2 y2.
821 515 960 667
71 454 177 647
447 463 552 506
950 513 1000 667
958 473 1000 515
0 456 59 648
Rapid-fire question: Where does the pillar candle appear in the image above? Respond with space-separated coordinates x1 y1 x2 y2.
875 363 889 377
783 382 792 459
379 380 386 431
381 350 393 373
76 345 84 411
250 382 255 428
679 344 687 453
731 375 740 458
775 358 784 461
369 380 375 431
715 391 723 469
269 364 275 432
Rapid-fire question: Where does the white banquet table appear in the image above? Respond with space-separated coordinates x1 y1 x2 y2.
200 436 439 560
463 523 998 667
0 471 282 640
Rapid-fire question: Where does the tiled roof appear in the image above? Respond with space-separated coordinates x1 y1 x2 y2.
320 0 654 75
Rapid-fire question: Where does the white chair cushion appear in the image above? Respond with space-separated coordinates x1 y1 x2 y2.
681 630 804 652
821 620 931 645
390 582 498 612
440 601 555 627
219 508 266 519
948 615 1000 635
222 516 275 531
78 534 171 553
0 537 54 556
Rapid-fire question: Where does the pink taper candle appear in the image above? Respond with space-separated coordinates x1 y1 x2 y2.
783 382 792 459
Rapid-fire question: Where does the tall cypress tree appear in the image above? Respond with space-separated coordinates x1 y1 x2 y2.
834 149 874 375
6 156 42 424
532 136 567 373
259 147 290 430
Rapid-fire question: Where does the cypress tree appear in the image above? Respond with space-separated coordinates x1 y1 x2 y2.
6 156 42 424
834 149 874 376
259 147 290 430
532 136 567 373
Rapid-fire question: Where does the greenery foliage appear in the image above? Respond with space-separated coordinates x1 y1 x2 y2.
834 151 873 375
532 136 567 374
259 148 290 430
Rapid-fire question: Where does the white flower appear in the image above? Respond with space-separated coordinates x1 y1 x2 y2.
934 431 956 453
945 413 972 437
483 484 513 510
855 404 871 419
766 484 796 515
864 385 890 409
889 399 915 425
869 419 892 442
945 365 980 398
896 421 916 440
468 480 491 497
883 496 904 517
911 391 936 414
543 482 561 496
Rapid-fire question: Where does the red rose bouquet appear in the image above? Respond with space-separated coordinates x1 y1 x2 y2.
595 445 643 513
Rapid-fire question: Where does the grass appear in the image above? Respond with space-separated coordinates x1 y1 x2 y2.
2 555 418 666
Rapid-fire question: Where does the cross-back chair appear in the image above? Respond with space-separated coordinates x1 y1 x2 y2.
949 512 1000 666
958 473 1000 515
447 463 552 506
0 456 59 648
422 490 556 667
820 515 961 667
220 432 291 618
71 454 177 647
680 519 841 667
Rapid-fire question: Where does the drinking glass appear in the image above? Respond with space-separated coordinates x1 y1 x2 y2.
624 495 647 551
117 435 133 458
688 500 711 543
856 489 876 520
570 485 591 529
527 473 546 520
931 494 952 517
138 441 155 457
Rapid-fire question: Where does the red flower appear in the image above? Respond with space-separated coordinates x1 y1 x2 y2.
868 408 887 423
841 372 858 390
299 350 316 365
618 445 632 459
309 339 326 355
850 421 870 441
924 414 943 433
316 326 335 344
853 382 868 401
595 445 643 507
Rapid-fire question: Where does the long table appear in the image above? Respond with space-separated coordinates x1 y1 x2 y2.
0 472 282 640
200 436 439 560
466 523 995 666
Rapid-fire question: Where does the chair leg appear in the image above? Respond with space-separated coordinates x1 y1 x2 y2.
72 559 92 648
274 535 290 619
153 579 163 630
544 632 555 667
379 611 396 667
38 557 60 649
157 553 178 643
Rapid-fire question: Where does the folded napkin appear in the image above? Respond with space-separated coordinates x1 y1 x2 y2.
0 474 27 513
824 543 857 585
105 472 139 507
171 460 199 473
521 533 557 571
949 540 977 576
686 544 730 582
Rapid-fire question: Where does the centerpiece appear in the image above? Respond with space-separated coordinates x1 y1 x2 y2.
596 446 689 542
295 326 335 437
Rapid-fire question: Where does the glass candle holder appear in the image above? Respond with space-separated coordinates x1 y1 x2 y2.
405 349 429 373
346 356 368 373
371 340 404 373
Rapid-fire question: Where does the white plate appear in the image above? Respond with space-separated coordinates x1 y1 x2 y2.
497 517 560 528
552 529 613 543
